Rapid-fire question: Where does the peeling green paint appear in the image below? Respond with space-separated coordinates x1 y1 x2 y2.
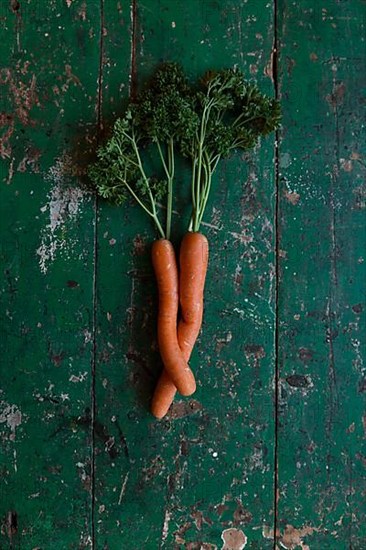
0 0 365 548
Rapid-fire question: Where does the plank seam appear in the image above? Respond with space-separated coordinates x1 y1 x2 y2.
130 0 138 99
92 0 105 546
273 0 280 546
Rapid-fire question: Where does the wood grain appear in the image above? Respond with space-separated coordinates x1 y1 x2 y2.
0 1 364 548
276 0 366 547
93 1 277 548
0 0 101 547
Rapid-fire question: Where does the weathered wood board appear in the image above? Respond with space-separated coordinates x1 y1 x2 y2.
0 1 365 549
276 1 366 547
94 1 276 548
1 0 100 547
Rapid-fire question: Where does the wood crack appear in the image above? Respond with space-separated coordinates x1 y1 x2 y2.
91 0 105 546
273 0 280 547
130 0 138 100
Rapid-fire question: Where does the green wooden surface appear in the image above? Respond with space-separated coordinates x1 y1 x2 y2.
0 1 99 547
276 2 366 547
0 1 365 549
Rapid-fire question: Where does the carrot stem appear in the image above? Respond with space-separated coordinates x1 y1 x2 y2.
166 139 174 240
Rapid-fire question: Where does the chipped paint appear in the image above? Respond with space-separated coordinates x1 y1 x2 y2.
326 82 346 109
1 0 364 547
284 190 300 205
161 509 171 545
264 47 275 81
228 230 253 244
0 66 39 126
78 1 87 21
0 63 41 163
279 524 318 549
36 154 89 273
6 157 15 184
244 344 266 368
0 402 23 441
165 399 203 419
353 183 366 209
221 528 247 550
69 372 88 383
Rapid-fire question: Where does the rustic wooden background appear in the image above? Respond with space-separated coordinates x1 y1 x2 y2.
1 0 365 548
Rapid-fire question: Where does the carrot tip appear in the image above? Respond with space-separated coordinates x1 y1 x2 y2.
151 411 165 420
178 380 196 397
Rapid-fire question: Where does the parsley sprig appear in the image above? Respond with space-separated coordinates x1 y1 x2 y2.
88 63 281 237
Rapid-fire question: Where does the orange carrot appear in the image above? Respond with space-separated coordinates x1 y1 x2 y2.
178 232 209 356
152 239 196 397
150 370 177 419
151 337 192 419
151 232 208 418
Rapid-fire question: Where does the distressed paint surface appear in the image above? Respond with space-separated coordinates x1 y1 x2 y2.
276 1 366 548
0 1 365 549
0 0 99 547
94 1 276 548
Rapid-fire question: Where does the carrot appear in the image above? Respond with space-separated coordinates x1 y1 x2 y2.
151 232 208 418
151 331 192 420
150 370 177 419
178 232 209 356
152 239 196 397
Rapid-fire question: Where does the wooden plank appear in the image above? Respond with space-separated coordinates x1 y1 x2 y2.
92 0 134 545
276 1 366 547
94 1 277 547
0 1 100 547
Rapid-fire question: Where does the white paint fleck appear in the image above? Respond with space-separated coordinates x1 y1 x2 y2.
69 371 88 383
200 220 223 231
36 154 90 274
233 307 245 318
118 472 129 505
228 230 253 244
161 508 171 546
262 525 273 539
105 436 115 453
351 338 364 371
171 21 176 28
0 402 23 440
279 524 318 549
80 534 92 547
335 515 344 526
6 157 14 184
